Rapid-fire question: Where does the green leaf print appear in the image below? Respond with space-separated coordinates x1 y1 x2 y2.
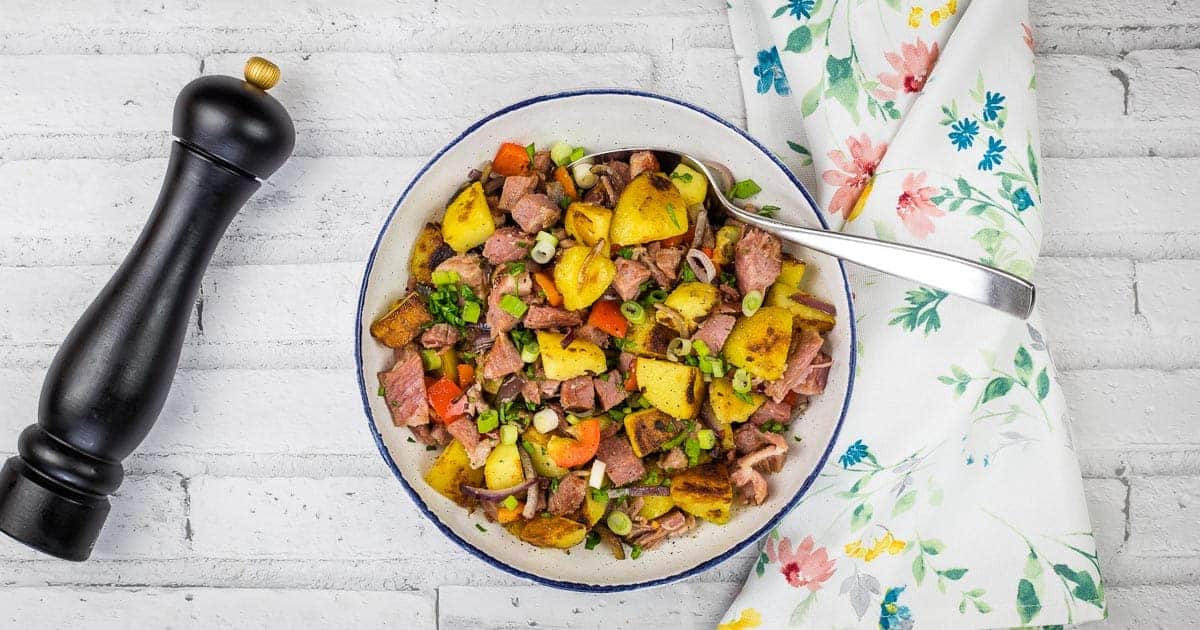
921 539 945 555
800 82 821 116
980 377 1013 404
826 55 852 82
912 554 926 585
1036 368 1050 401
1016 578 1042 623
971 228 1004 256
827 77 859 119
892 490 917 517
889 287 948 335
850 502 873 531
939 568 969 580
1028 141 1040 187
785 26 813 53
1014 346 1033 385
1053 564 1103 607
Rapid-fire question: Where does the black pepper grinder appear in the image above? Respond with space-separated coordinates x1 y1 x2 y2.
0 57 295 561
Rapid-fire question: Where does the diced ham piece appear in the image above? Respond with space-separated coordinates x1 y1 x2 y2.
520 377 542 405
628 151 660 179
547 473 587 516
419 323 459 349
410 423 452 447
691 314 736 353
539 378 562 399
445 416 497 469
732 431 788 504
734 227 782 296
482 227 531 265
434 253 488 298
486 271 529 334
763 328 825 402
596 434 645 486
750 399 793 426
602 161 632 199
660 447 688 472
523 305 583 329
795 352 831 396
734 424 771 455
573 324 610 348
593 370 628 411
618 351 637 373
613 258 651 301
482 333 523 380
499 175 538 211
378 347 429 427
648 244 683 287
560 376 595 411
511 193 561 234
533 150 553 177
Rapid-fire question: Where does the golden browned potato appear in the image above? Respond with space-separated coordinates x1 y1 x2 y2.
636 358 705 419
441 181 496 252
638 495 675 521
409 222 450 284
623 408 687 457
723 306 794 380
776 255 807 288
553 243 616 310
564 202 613 247
663 282 720 332
517 515 589 549
484 443 525 490
623 320 675 358
670 463 733 524
521 427 570 479
669 163 708 207
370 291 432 348
584 489 608 526
711 225 741 266
423 440 485 507
609 172 689 246
707 377 765 425
766 287 836 333
537 331 607 381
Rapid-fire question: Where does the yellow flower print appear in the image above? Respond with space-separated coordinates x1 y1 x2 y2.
718 608 762 630
847 176 874 222
907 6 924 28
911 0 956 27
844 531 907 562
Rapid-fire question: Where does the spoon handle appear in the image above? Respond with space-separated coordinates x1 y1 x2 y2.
731 209 1036 319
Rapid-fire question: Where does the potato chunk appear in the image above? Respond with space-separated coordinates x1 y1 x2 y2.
521 427 570 479
516 515 589 549
663 282 720 332
636 357 705 419
370 291 432 348
409 222 451 284
767 288 837 333
564 202 613 248
537 331 607 381
424 439 485 507
669 163 708 207
553 244 616 310
670 463 733 525
484 443 525 490
441 181 496 252
610 172 689 246
723 306 793 381
623 320 675 359
707 377 765 425
623 408 686 457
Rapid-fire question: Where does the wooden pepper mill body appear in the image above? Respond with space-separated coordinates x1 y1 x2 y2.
0 58 294 561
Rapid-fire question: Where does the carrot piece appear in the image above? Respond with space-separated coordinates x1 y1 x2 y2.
496 501 525 524
624 361 638 392
587 299 628 338
547 419 601 468
491 142 531 176
660 225 696 249
533 271 563 307
457 363 475 389
426 377 463 421
701 247 714 259
554 166 578 201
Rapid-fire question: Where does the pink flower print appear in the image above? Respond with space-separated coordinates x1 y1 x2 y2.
822 134 887 218
1021 23 1035 52
874 38 940 100
765 535 836 591
896 172 944 238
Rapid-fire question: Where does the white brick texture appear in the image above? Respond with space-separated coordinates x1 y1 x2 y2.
0 0 1196 628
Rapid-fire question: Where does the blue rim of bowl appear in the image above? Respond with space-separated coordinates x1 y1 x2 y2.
355 88 857 593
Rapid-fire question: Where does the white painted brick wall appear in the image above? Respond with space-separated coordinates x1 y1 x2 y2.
0 1 1196 628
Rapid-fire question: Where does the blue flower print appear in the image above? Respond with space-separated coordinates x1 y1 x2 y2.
982 91 1006 122
978 136 1006 171
839 439 870 468
785 0 814 19
879 587 914 630
754 47 791 96
948 117 979 150
1012 187 1034 211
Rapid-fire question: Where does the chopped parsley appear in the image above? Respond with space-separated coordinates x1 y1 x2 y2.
549 477 561 494
762 421 787 434
617 246 635 259
630 544 643 559
525 142 536 164
585 530 601 550
660 421 694 451
507 261 526 276
425 445 438 451
406 436 416 443
558 195 571 211
377 385 386 397
730 178 762 199
590 488 609 503
475 523 488 532
670 171 694 183
733 390 754 405
758 205 780 218
665 203 681 229
427 282 483 331
719 271 738 287
679 263 697 283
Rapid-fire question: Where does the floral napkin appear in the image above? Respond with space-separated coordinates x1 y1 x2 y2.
718 0 1106 627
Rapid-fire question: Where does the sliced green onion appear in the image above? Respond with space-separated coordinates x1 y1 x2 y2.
732 368 752 393
665 203 681 229
684 436 701 466
758 205 780 218
667 337 692 358
499 293 528 318
420 349 442 371
499 423 519 445
566 413 582 425
730 178 762 199
630 543 643 559
620 301 645 323
520 341 540 363
532 408 559 433
549 141 573 166
692 339 710 357
461 301 481 323
710 358 727 378
590 487 609 503
606 511 633 536
585 530 601 550
431 270 460 286
525 142 536 164
476 410 499 433
501 494 519 510
569 147 586 163
535 230 559 247
742 290 763 317
530 239 556 264
696 429 716 450
645 289 668 305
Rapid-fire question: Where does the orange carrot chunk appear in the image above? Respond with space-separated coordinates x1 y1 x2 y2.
546 418 601 468
587 299 628 339
492 142 531 176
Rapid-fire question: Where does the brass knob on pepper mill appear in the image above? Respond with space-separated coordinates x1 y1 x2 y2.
0 57 295 560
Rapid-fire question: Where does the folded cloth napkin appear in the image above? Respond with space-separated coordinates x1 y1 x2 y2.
718 1 1106 628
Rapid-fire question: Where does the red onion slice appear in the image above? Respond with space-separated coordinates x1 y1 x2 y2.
690 209 709 251
518 448 540 518
791 292 837 315
702 160 735 197
606 485 671 497
460 478 538 502
686 248 717 284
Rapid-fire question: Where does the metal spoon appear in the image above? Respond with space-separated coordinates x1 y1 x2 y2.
568 148 1035 319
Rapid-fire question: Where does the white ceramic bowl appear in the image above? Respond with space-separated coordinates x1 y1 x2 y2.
355 90 856 591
